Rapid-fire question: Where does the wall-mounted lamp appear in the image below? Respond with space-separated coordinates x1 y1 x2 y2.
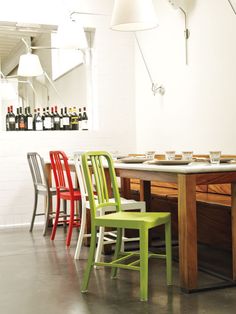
17 38 44 77
110 0 164 96
1 70 38 100
0 71 17 100
227 0 236 15
167 0 190 65
56 15 88 50
110 0 158 31
17 38 65 104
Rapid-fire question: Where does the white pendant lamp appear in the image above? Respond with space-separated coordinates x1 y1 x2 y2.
17 53 44 77
111 0 158 31
56 19 88 50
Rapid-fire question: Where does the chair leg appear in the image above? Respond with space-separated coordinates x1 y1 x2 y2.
43 194 50 236
139 227 149 302
121 228 125 252
165 220 172 285
95 226 105 264
111 228 122 279
66 199 75 247
50 194 60 241
74 202 87 259
81 224 97 293
63 200 67 229
29 191 38 232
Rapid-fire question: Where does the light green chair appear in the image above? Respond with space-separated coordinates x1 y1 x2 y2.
81 151 172 301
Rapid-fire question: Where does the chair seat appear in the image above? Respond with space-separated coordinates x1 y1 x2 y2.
60 190 81 200
86 198 145 213
95 211 170 229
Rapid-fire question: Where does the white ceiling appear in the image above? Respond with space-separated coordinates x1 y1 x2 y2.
0 21 57 64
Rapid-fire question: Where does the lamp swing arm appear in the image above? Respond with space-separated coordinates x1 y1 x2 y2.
43 71 66 106
18 80 38 97
134 33 165 96
228 0 236 15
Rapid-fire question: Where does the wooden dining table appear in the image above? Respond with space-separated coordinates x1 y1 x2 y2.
112 160 236 293
45 158 236 292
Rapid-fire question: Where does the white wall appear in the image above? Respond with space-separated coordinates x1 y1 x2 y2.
0 0 136 226
135 0 236 155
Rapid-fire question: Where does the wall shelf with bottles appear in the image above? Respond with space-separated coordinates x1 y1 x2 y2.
5 105 89 132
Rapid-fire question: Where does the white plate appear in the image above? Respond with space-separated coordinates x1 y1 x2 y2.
118 157 149 163
146 159 193 165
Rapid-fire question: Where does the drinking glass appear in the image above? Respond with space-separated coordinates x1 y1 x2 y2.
182 151 193 161
165 151 175 161
209 151 221 164
145 151 156 160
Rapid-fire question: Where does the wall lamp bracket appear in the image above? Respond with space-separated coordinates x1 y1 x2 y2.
134 33 165 96
179 7 190 65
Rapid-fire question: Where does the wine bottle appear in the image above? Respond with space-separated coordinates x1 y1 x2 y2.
6 107 10 131
15 108 19 131
33 108 37 130
81 107 88 130
71 106 79 130
42 108 46 130
35 108 43 131
63 107 70 130
19 107 25 131
68 107 73 130
26 107 33 131
78 108 82 130
44 106 52 130
9 106 16 131
51 107 54 130
54 106 60 130
60 108 64 130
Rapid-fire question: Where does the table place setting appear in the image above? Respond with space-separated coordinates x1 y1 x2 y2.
115 150 236 167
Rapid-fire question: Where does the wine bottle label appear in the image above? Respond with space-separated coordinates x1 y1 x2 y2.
44 117 51 129
9 117 15 123
60 118 63 128
27 117 33 130
71 116 79 124
19 120 25 129
63 117 70 125
36 122 43 131
54 117 60 123
82 120 88 130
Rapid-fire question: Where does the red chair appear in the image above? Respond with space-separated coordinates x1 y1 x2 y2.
50 151 81 246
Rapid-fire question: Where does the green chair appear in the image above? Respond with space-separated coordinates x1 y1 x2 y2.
81 151 172 301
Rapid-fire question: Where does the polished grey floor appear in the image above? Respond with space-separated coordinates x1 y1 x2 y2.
0 226 236 314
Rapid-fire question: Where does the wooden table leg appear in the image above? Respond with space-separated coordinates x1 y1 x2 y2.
231 183 236 281
178 174 198 291
140 180 151 209
120 177 131 199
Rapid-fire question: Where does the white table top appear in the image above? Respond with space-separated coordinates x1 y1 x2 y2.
114 161 236 174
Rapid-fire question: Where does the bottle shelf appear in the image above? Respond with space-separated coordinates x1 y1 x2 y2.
5 105 89 132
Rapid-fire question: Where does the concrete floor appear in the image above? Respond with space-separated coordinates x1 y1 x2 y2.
0 226 236 314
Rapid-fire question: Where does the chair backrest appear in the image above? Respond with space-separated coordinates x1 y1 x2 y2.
27 152 49 191
49 151 74 194
81 151 122 220
74 152 87 203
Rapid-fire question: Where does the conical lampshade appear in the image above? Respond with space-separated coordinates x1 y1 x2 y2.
111 0 158 31
17 53 44 77
56 19 88 50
